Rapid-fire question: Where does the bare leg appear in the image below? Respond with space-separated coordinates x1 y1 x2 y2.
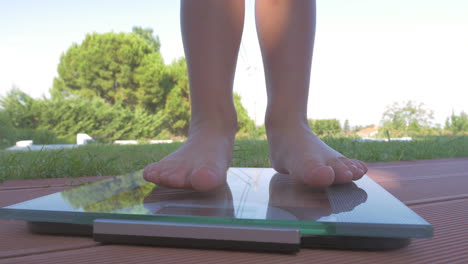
256 0 367 187
143 0 244 191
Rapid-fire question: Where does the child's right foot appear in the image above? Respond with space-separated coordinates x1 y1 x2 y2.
143 118 237 192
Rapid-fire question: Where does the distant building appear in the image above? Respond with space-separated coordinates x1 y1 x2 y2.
356 126 380 138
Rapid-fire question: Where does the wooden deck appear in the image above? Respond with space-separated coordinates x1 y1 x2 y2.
1 158 467 264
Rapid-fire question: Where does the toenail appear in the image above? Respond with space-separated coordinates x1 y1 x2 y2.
345 170 353 178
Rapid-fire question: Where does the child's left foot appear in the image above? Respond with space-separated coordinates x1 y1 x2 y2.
266 118 367 188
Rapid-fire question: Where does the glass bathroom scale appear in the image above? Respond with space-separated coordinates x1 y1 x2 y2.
0 168 433 253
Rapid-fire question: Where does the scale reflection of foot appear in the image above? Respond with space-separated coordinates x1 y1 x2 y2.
267 173 368 221
143 184 235 218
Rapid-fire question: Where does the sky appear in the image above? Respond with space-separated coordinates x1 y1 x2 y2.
1 0 467 127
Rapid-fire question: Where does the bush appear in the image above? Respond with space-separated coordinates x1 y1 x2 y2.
0 110 76 148
308 119 342 137
0 88 40 129
155 129 174 140
1 84 256 142
251 125 266 139
0 110 16 148
234 93 256 134
14 128 57 144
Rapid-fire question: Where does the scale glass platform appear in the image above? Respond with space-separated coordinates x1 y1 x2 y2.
0 168 433 253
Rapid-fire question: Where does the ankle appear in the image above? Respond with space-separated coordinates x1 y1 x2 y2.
264 110 308 132
189 111 238 134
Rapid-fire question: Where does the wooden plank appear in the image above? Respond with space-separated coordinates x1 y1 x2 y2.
367 158 468 204
0 188 98 259
0 220 98 260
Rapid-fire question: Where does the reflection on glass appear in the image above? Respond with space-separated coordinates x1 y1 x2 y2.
60 171 235 218
61 171 156 214
1 167 433 238
57 168 368 222
267 173 367 221
144 185 234 218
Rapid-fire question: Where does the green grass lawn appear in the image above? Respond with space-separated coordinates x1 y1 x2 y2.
1 135 467 183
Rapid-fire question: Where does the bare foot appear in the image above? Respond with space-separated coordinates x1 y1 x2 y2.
266 118 368 188
143 119 237 192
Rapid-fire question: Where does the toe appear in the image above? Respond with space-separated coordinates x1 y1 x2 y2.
338 157 366 181
339 158 362 179
303 164 335 187
190 167 226 192
157 164 176 187
329 158 354 184
168 167 191 189
353 160 368 180
357 160 368 174
291 160 335 188
143 162 161 184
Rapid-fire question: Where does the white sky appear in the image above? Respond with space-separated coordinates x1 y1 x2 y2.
1 0 467 127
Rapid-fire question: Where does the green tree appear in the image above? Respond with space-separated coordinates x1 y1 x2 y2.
132 26 161 53
0 87 40 129
445 110 468 134
133 52 168 113
380 101 434 137
343 119 350 135
161 58 191 136
4 28 255 141
52 31 167 113
159 59 255 137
